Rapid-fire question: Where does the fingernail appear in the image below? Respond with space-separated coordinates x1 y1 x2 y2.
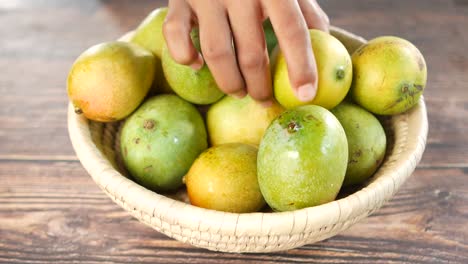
190 54 204 70
297 84 316 102
231 90 247 99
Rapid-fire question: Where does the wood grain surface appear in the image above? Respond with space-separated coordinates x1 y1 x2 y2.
1 0 467 263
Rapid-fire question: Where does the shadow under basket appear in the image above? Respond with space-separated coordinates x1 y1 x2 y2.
67 27 428 253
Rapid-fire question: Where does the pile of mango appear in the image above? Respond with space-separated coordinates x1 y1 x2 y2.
67 8 427 213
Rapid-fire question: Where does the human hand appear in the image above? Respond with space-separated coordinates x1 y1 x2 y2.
163 0 329 105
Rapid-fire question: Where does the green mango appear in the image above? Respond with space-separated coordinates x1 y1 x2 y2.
129 7 173 94
258 105 348 211
120 94 207 192
331 102 387 186
161 29 225 105
130 7 168 58
351 36 427 115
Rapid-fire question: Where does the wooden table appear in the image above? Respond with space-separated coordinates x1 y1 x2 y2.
1 0 467 263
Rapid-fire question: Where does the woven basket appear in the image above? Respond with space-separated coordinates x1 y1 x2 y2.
67 27 428 253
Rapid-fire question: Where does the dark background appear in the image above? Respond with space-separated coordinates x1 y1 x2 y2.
1 0 467 263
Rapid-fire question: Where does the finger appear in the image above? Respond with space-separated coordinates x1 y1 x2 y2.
264 0 318 102
317 2 330 27
298 0 330 32
227 1 272 103
163 0 203 69
191 0 245 96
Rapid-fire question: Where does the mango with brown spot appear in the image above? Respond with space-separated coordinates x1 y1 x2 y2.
120 95 207 192
331 102 387 187
257 105 348 212
350 36 427 115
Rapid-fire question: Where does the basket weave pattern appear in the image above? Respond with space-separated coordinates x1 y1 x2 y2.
68 27 428 253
